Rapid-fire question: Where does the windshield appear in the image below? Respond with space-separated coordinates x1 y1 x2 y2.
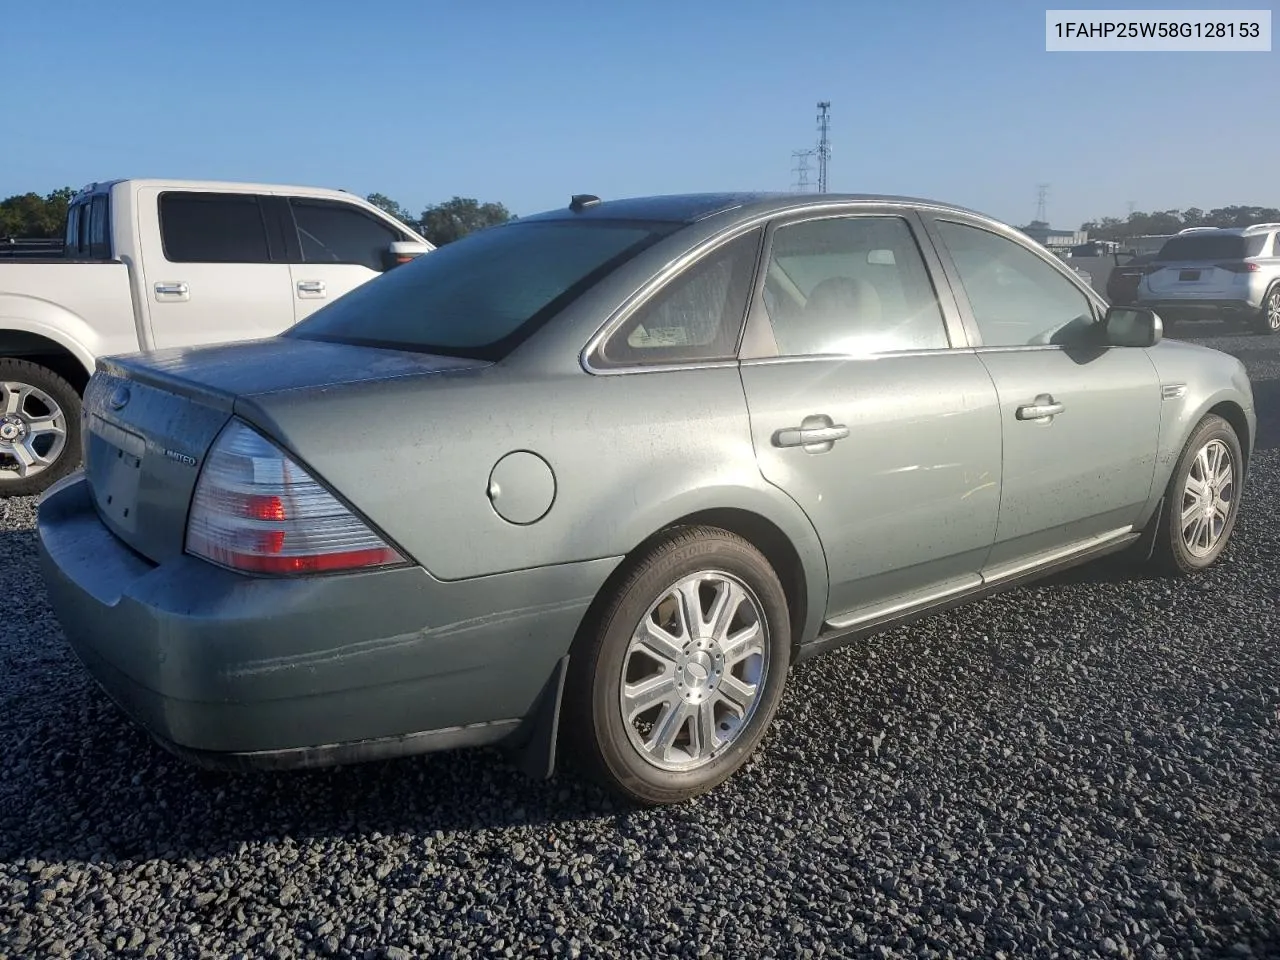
1156 234 1250 261
289 219 676 360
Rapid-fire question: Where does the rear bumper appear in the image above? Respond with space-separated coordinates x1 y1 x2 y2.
37 474 616 769
1140 297 1261 320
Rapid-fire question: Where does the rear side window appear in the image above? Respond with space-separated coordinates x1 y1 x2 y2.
64 204 83 256
291 219 675 361
1245 234 1268 257
289 198 404 271
88 195 110 259
1157 234 1247 261
595 228 762 367
159 192 272 263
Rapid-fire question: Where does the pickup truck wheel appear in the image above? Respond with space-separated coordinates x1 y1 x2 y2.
565 526 791 806
0 359 81 498
1151 414 1243 575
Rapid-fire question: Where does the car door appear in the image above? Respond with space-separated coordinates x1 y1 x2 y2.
925 215 1162 575
137 189 296 349
281 197 411 322
737 210 1003 627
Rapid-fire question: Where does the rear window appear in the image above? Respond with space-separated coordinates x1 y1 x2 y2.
289 220 676 360
1156 234 1252 261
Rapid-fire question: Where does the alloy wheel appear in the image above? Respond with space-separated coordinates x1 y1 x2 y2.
619 571 769 772
0 380 68 482
1180 438 1235 558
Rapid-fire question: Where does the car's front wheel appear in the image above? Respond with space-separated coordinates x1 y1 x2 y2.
1151 414 1244 575
567 526 791 805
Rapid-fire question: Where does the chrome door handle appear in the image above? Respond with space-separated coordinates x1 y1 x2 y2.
297 280 326 297
1016 394 1065 421
154 282 189 299
773 421 850 449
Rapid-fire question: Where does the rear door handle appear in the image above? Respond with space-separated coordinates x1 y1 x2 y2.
154 282 189 300
297 280 327 298
773 416 849 451
1016 394 1065 421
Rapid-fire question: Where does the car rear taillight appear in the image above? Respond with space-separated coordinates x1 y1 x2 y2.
185 419 405 576
1217 262 1261 273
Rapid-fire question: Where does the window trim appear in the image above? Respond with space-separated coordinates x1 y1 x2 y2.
157 191 276 265
920 212 1107 351
285 196 410 271
738 207 970 362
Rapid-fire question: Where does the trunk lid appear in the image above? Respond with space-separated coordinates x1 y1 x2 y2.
84 338 490 563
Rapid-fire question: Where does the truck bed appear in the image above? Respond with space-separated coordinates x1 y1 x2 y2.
0 260 142 363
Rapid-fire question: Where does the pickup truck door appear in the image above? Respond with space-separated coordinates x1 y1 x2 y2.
136 188 296 349
281 197 410 322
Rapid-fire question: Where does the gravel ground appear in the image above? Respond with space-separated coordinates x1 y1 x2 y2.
2 326 1278 960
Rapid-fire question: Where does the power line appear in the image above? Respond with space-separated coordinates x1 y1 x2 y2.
816 102 831 194
791 149 815 192
1035 183 1050 222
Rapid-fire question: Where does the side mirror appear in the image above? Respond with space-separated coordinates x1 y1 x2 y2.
382 240 433 270
1104 305 1162 347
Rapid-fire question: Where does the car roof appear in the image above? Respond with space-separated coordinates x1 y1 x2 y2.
518 192 994 225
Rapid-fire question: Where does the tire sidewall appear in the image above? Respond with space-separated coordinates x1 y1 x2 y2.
0 362 82 498
1163 415 1243 572
582 531 791 804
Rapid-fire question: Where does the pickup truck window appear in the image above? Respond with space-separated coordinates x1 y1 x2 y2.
159 192 272 263
288 198 403 272
87 196 110 259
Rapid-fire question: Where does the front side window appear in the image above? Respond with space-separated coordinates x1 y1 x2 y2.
159 192 272 263
289 199 404 272
595 228 761 367
290 219 675 360
761 215 950 357
935 220 1094 347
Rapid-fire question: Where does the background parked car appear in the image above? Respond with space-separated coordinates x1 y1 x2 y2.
0 179 434 497
39 192 1255 807
1136 224 1280 333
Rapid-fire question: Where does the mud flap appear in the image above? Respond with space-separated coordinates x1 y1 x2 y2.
507 654 569 780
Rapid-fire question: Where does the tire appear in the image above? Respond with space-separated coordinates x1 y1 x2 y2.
565 526 791 805
1252 284 1280 336
0 358 82 498
1150 414 1243 575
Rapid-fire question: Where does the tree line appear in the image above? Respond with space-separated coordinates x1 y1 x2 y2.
1081 205 1280 241
1 188 512 247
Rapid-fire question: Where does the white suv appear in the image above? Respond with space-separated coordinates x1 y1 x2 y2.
1136 224 1280 334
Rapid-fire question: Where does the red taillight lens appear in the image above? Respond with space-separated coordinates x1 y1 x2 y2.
1218 262 1261 273
185 419 405 576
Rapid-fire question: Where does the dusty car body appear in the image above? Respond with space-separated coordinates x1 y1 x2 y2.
37 193 1256 804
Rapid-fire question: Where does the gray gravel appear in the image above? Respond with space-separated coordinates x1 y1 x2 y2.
2 326 1279 960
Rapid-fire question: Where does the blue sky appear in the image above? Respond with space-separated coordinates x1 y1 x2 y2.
1 0 1274 229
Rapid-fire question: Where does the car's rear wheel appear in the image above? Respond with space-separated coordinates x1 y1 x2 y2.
0 359 81 499
1151 414 1243 575
1253 285 1280 335
566 526 791 805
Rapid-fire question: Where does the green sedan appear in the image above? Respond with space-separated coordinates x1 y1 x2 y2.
37 193 1256 805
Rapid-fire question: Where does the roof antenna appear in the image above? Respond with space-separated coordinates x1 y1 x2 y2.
569 194 601 212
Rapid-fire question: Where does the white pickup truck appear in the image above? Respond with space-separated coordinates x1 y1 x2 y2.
0 178 433 495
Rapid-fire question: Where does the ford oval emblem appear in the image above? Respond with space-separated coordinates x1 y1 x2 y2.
108 385 131 411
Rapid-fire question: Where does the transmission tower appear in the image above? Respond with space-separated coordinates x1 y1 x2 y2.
1126 200 1137 215
816 101 831 193
1035 183 1050 222
791 149 815 192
